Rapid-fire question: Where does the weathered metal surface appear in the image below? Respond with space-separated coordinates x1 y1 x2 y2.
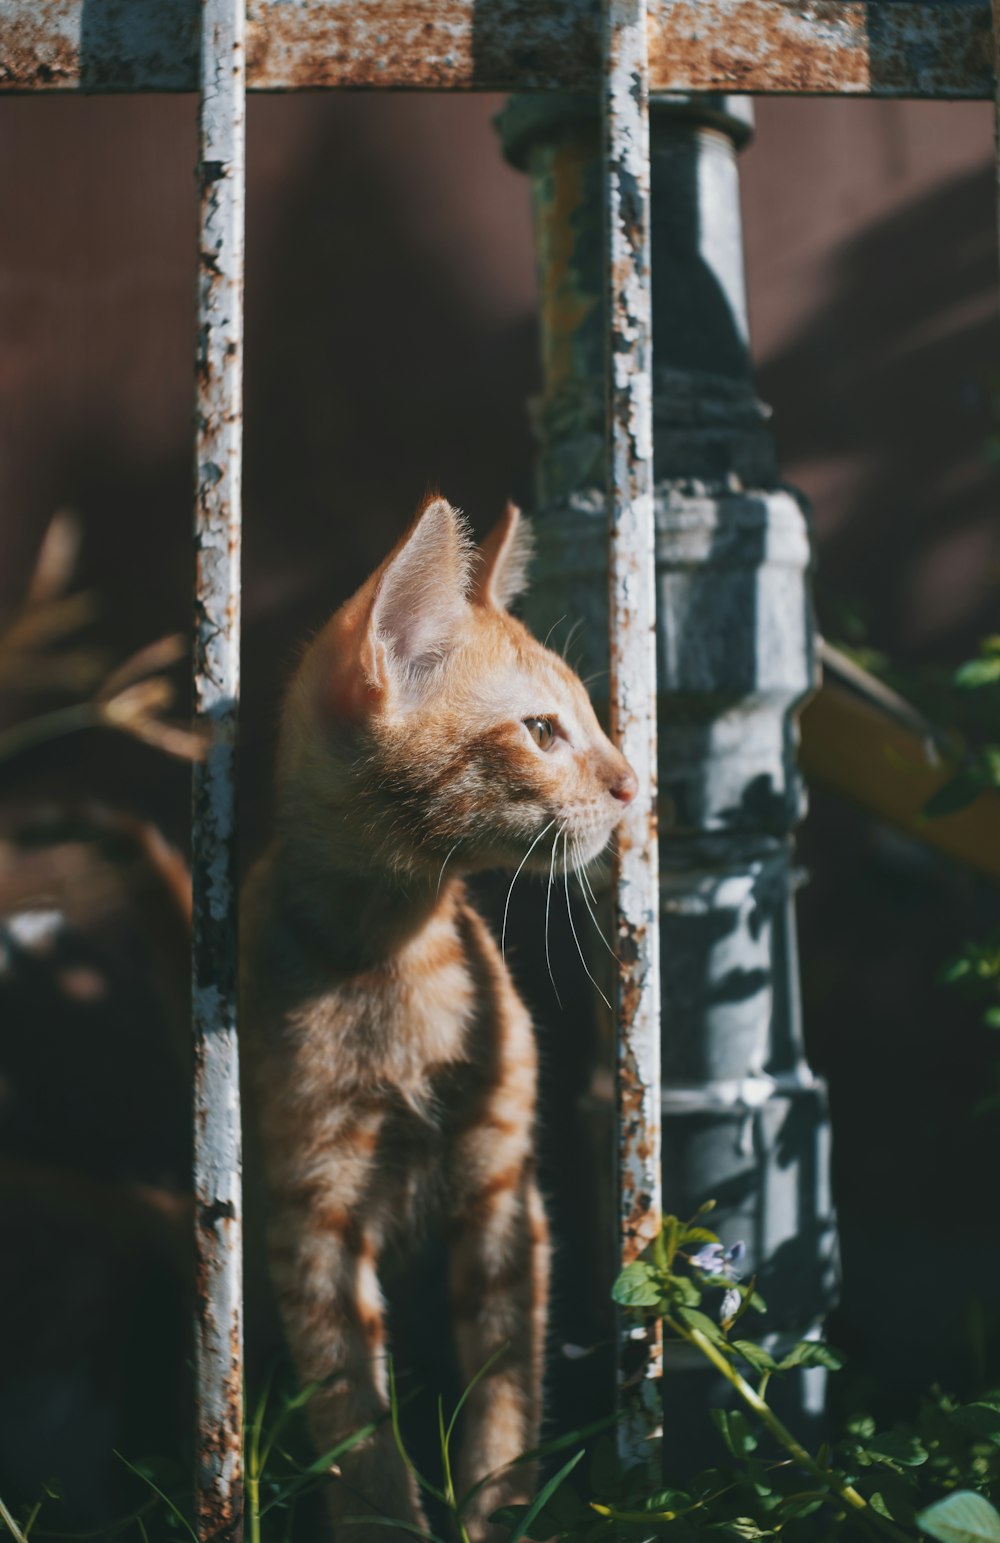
0 0 993 97
604 0 663 1466
503 86 837 1468
192 0 245 1538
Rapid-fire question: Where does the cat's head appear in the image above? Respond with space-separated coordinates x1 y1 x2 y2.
279 495 637 879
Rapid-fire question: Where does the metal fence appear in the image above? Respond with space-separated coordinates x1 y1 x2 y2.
4 0 997 1535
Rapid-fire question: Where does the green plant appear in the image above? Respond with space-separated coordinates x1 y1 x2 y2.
920 639 1000 821
495 1206 1000 1543
5 1216 1000 1543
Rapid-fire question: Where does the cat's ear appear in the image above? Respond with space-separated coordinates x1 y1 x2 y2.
365 495 473 695
472 502 534 611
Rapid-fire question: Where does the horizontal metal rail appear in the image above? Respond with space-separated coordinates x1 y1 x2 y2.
0 0 993 98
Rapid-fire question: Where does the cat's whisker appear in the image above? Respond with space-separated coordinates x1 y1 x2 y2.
574 844 621 964
541 613 567 650
501 818 556 962
560 617 584 662
544 824 563 1010
435 838 463 898
563 830 612 1012
579 854 607 907
581 669 607 688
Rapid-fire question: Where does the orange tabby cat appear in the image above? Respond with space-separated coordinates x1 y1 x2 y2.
241 495 636 1541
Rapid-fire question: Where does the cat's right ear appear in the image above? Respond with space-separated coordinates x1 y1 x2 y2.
472 502 534 611
323 496 473 721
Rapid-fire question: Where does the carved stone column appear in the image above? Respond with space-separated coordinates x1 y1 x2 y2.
500 93 838 1454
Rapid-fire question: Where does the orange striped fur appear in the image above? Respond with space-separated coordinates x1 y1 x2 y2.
241 496 637 1541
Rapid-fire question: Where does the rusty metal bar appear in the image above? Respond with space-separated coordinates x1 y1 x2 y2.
0 0 993 98
192 0 245 1538
604 0 663 1467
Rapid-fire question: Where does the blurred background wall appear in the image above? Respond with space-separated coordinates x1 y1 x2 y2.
1 90 999 1517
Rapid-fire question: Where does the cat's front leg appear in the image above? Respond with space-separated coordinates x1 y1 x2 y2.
268 1211 426 1543
448 1161 550 1543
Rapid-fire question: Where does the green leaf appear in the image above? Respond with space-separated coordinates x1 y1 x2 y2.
777 1340 844 1372
732 1341 777 1373
503 1450 585 1543
710 1409 758 1460
955 658 1000 689
666 1275 702 1307
676 1307 731 1347
641 1490 692 1512
722 1517 774 1539
918 1491 1000 1543
611 1261 662 1308
867 1429 928 1467
777 1495 825 1521
984 1006 1000 1029
847 1415 876 1439
661 1214 681 1269
942 958 973 983
679 1227 721 1248
952 1404 1000 1445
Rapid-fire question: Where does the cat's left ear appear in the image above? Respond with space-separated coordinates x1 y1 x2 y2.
471 502 534 611
368 495 473 692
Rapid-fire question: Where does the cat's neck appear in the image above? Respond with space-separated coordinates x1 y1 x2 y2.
267 824 462 971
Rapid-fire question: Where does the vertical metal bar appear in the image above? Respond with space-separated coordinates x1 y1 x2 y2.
192 0 245 1537
603 0 663 1465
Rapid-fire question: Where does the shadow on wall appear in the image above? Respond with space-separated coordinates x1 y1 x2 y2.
758 160 1000 660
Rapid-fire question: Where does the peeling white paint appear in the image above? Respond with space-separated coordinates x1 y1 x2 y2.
192 0 245 1534
604 0 662 1468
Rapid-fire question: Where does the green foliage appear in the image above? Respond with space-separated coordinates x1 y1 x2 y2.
919 1492 1000 1543
917 640 1000 820
5 1207 1000 1543
940 938 1000 1037
572 1210 1000 1543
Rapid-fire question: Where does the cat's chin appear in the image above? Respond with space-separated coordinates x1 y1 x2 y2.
565 825 619 871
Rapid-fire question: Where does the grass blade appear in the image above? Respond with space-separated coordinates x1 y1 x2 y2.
114 1454 197 1543
504 1450 585 1543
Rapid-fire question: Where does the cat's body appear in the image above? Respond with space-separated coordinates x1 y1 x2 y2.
241 497 636 1541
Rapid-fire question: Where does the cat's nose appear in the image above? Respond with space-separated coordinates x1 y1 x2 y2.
609 765 638 805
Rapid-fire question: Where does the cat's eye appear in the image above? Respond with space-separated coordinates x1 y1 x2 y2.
523 716 556 751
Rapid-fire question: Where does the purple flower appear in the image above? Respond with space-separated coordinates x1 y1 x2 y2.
689 1243 727 1273
689 1240 746 1280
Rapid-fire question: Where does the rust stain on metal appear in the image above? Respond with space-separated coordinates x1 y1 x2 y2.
605 0 662 1463
245 0 599 90
0 0 991 96
193 0 245 1537
0 0 199 92
647 0 993 96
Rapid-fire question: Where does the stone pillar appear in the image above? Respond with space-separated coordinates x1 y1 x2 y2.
500 93 838 1456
